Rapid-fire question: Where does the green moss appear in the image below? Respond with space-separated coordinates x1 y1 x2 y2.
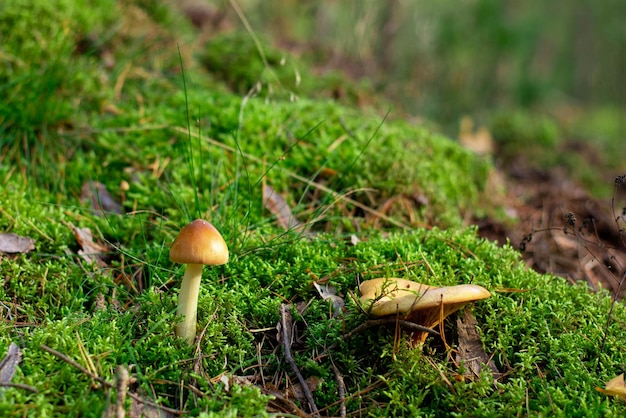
0 0 117 134
3 182 626 415
1 1 625 416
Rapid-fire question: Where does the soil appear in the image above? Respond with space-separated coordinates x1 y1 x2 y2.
476 158 626 298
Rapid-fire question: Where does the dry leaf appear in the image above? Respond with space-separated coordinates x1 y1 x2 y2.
0 233 35 254
349 234 359 246
459 116 493 156
313 281 344 317
597 374 626 400
264 382 310 418
262 185 303 231
81 181 123 215
71 223 112 268
287 376 324 402
0 343 22 391
455 310 500 380
129 396 176 418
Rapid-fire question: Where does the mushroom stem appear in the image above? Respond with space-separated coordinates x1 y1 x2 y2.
176 263 203 343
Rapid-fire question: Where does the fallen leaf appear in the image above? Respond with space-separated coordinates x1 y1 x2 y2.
313 281 344 317
287 376 324 402
0 343 22 391
71 223 112 268
129 396 176 418
81 181 123 215
0 233 35 254
349 234 359 246
262 185 304 231
264 382 310 417
597 374 626 400
459 116 493 156
455 310 500 380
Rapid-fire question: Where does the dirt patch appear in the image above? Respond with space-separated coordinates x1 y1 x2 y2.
477 164 626 298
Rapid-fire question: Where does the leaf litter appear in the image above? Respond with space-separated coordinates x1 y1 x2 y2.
454 309 500 382
262 185 305 232
0 343 21 391
71 223 113 268
0 233 35 254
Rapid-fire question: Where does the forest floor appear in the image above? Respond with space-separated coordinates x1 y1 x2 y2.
477 157 626 299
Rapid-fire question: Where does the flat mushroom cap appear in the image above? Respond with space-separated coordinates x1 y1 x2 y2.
360 278 490 317
359 277 490 344
359 277 437 312
170 219 229 265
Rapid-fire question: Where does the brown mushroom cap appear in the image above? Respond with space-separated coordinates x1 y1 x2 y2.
359 277 491 343
169 219 229 265
359 277 437 312
360 278 490 317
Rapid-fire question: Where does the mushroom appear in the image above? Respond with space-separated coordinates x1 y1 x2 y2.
359 277 490 344
170 219 229 343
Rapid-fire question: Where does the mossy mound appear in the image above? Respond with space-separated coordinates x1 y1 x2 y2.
1 0 625 416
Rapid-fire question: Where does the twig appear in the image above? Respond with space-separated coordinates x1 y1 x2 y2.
315 377 387 415
40 344 109 387
115 366 129 418
597 175 626 364
280 304 319 417
329 359 346 418
317 318 439 359
40 345 183 416
0 382 38 393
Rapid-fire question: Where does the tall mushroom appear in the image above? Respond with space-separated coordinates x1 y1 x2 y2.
170 219 229 343
360 277 490 345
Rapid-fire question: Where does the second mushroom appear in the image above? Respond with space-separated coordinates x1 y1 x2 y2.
359 277 490 345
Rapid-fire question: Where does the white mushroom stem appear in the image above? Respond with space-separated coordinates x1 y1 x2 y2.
176 263 203 344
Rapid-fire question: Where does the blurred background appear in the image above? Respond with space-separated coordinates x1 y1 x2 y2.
180 0 625 195
215 0 626 124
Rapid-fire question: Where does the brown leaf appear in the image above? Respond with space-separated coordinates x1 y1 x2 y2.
264 382 310 417
262 185 303 231
597 374 626 400
129 396 176 418
312 281 344 317
81 181 123 215
0 343 22 390
459 116 493 156
71 223 112 268
0 233 35 254
287 376 324 402
455 309 500 380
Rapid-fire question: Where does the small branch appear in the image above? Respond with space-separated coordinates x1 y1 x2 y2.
280 304 319 417
318 318 439 358
330 359 346 418
40 345 183 416
0 382 39 393
115 365 130 418
40 344 109 387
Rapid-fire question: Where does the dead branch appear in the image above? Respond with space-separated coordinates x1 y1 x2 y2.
318 318 440 358
115 365 129 418
0 382 39 393
279 304 320 417
330 359 346 418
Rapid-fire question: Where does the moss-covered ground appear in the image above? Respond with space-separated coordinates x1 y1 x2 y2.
1 1 625 416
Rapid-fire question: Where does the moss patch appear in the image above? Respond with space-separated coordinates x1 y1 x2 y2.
1 1 625 416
